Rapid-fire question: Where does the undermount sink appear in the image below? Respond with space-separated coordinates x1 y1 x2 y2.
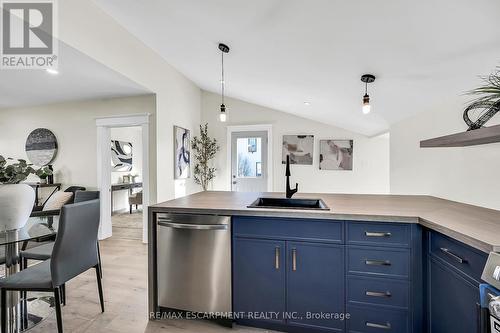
247 197 330 211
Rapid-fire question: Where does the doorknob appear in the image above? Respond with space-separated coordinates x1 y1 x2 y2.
232 181 237 185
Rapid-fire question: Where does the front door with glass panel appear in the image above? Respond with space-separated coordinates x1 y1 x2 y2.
231 131 268 192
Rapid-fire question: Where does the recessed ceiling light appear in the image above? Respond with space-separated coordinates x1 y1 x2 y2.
304 101 311 106
46 68 59 75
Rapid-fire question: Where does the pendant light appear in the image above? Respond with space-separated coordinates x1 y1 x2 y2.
219 43 230 122
361 74 375 114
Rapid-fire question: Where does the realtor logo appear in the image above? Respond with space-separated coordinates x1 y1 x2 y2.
1 0 58 69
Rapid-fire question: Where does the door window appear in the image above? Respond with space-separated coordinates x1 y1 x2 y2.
237 137 262 178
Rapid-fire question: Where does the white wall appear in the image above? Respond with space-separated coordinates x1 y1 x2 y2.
390 98 500 210
111 126 143 211
0 96 155 196
59 0 202 203
202 91 390 194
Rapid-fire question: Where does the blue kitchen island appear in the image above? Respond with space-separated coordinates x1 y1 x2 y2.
148 191 497 333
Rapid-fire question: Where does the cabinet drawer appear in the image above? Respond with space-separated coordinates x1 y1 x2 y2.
347 246 410 279
347 276 409 309
233 216 343 243
429 231 487 283
347 222 410 247
347 305 408 333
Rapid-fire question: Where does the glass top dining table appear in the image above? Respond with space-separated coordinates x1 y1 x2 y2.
0 215 59 246
1 215 59 333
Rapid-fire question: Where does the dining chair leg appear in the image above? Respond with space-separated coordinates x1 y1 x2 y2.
53 287 64 333
60 284 66 306
97 242 103 279
1 289 6 333
21 257 28 271
95 265 104 313
22 290 28 329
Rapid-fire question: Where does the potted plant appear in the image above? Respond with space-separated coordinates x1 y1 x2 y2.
37 169 51 184
0 155 52 230
191 123 220 191
463 67 500 130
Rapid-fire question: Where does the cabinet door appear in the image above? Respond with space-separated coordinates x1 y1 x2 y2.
287 241 345 332
233 238 286 324
428 257 480 333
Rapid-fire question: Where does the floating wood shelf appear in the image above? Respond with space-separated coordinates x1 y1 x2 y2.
420 124 500 147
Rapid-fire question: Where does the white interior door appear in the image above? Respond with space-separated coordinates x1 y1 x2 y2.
231 131 268 192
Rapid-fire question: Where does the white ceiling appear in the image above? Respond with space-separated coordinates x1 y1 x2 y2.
95 0 500 136
0 42 150 109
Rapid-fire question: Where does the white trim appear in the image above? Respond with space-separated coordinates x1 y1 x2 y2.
226 124 273 191
96 113 150 243
95 114 150 127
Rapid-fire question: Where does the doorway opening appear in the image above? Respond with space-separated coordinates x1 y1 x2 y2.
96 114 150 243
110 126 143 240
227 125 273 192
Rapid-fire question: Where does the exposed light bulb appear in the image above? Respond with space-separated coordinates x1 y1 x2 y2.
362 94 371 114
219 112 227 122
46 68 59 75
219 104 227 122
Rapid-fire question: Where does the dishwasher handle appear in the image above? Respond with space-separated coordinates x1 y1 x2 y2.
158 219 228 230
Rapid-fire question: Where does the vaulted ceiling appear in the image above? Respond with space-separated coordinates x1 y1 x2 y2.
95 0 500 136
0 42 150 110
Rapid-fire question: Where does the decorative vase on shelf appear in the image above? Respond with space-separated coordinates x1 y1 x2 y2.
0 184 35 231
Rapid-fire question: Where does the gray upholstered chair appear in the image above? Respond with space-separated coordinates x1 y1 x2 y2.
1 199 104 333
21 191 102 271
129 191 143 214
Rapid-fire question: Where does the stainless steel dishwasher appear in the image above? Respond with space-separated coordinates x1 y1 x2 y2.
156 213 231 316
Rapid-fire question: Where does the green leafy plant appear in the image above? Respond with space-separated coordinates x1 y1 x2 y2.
0 155 52 184
191 124 220 191
464 67 500 130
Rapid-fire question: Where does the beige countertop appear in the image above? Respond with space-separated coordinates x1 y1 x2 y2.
150 191 500 253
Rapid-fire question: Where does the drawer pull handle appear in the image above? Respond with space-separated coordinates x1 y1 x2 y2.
366 291 392 298
292 248 297 271
275 246 280 270
365 259 391 266
440 247 466 264
366 322 392 330
365 231 392 237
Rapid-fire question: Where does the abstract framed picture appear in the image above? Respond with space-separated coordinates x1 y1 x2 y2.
174 125 191 179
111 140 133 172
319 140 353 170
282 135 314 165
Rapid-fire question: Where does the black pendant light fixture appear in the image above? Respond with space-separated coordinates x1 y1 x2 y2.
219 43 230 122
361 74 376 114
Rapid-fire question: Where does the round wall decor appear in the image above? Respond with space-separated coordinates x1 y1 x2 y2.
25 128 58 166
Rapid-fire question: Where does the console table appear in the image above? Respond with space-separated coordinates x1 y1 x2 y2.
26 183 62 209
111 182 142 215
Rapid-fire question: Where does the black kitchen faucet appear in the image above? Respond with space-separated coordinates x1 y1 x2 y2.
285 155 298 198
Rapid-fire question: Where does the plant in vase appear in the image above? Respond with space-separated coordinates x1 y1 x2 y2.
36 169 51 184
0 155 52 230
191 123 220 191
463 67 500 130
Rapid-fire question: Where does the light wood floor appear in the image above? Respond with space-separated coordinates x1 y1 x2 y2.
111 211 143 240
30 237 270 333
